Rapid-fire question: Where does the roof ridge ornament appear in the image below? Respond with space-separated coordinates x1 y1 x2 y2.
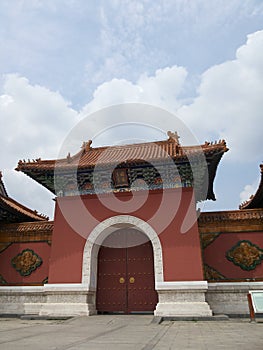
204 139 227 149
66 152 71 163
167 131 182 156
81 140 92 153
167 131 180 145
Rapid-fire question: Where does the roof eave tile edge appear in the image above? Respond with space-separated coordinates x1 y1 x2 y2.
0 192 49 222
0 171 8 197
239 164 263 210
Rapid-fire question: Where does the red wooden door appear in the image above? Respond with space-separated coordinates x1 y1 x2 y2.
127 241 158 313
96 232 158 314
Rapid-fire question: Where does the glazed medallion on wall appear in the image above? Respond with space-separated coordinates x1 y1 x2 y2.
11 249 43 276
226 240 263 271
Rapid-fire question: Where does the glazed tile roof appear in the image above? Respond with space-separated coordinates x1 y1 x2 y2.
0 172 48 223
16 134 228 171
239 164 263 210
15 132 228 200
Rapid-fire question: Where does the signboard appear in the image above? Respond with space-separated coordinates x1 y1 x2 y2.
249 291 263 313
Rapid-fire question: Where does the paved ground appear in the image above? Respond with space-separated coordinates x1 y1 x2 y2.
0 315 262 350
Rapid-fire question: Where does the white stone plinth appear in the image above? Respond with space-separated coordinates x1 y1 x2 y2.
0 284 96 317
155 281 212 317
39 284 96 316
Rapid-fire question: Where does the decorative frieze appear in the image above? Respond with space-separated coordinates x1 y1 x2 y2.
198 209 263 233
0 221 53 243
55 162 195 197
199 209 263 224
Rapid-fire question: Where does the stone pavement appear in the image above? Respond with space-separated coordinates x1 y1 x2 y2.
0 315 262 350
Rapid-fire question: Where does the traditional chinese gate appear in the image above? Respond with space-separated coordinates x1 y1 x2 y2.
96 229 158 314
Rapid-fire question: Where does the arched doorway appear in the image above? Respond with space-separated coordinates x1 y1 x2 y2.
81 215 164 315
96 228 158 314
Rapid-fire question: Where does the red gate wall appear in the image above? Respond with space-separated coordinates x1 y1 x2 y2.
48 188 204 283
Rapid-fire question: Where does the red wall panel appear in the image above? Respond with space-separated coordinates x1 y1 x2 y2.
49 188 204 283
0 242 50 285
203 232 263 279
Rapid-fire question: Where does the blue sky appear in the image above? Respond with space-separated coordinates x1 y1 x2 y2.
0 0 263 219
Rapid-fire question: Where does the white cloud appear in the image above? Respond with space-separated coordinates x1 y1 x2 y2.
0 74 79 218
138 67 187 107
82 28 263 163
77 66 189 147
82 65 187 115
0 74 78 167
85 0 263 87
81 28 263 163
236 30 263 72
177 30 263 162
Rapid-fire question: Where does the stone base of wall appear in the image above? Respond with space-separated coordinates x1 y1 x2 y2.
207 282 263 316
0 284 96 317
1 282 263 317
155 281 212 317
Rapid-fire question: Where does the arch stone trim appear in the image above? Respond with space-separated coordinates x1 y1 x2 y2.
81 215 164 290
